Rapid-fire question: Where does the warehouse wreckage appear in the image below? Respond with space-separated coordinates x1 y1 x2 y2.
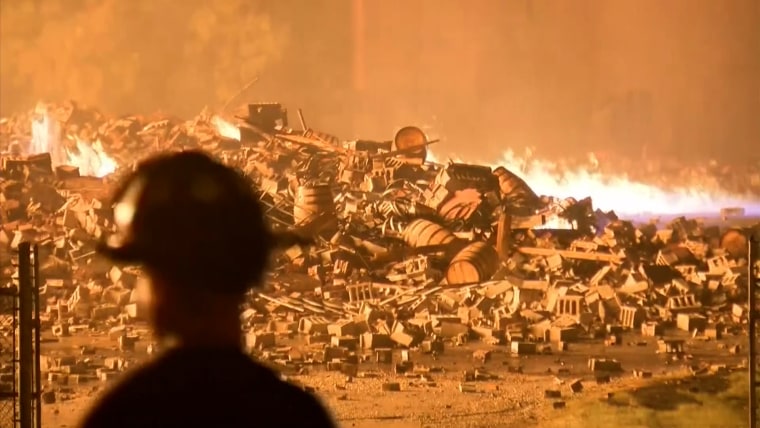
0 101 758 396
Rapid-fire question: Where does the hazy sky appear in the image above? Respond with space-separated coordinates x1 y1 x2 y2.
2 0 758 161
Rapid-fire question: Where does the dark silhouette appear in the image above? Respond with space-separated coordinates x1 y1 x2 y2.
78 150 336 428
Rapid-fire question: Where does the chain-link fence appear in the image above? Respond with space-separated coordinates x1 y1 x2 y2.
750 234 760 428
0 287 18 428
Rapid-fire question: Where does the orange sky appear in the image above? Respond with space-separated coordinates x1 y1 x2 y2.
2 0 758 161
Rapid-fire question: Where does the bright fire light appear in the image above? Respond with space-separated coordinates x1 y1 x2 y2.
66 137 118 178
534 215 575 230
211 115 241 141
29 103 66 166
428 149 760 217
28 104 117 178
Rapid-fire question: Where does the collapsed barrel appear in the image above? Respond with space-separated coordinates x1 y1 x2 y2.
720 228 747 259
720 225 760 259
445 241 500 286
293 185 336 228
492 166 541 208
394 126 428 160
401 218 459 248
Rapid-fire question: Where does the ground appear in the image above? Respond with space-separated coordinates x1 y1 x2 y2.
545 372 750 428
38 324 752 428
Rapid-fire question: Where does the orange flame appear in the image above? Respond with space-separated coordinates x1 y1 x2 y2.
211 115 241 141
65 137 118 178
429 149 760 217
28 102 118 178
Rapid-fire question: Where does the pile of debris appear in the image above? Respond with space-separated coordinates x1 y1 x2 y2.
1 101 758 388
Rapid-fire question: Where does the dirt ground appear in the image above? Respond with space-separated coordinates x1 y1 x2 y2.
39 324 747 428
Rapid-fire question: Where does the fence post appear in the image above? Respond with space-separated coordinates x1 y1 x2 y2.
17 242 33 428
749 234 758 428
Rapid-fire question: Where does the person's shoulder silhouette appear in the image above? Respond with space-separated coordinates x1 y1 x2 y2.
81 345 334 427
78 150 335 428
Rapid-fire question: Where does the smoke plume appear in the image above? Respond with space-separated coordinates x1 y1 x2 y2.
1 0 758 163
0 0 286 116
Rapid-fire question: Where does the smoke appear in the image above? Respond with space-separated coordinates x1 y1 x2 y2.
340 0 760 162
1 0 758 163
0 0 287 116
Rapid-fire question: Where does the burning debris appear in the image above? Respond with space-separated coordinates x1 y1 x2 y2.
4 101 118 178
0 101 759 399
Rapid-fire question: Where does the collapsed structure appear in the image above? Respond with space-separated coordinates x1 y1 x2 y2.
0 101 758 393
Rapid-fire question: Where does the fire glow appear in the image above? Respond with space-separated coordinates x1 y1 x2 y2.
44 109 760 219
211 115 241 141
66 137 118 178
28 106 117 178
429 150 760 218
207 116 760 219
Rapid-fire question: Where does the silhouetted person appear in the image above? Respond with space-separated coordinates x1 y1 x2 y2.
79 150 336 428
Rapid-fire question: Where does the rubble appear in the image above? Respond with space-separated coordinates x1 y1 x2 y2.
1 101 759 398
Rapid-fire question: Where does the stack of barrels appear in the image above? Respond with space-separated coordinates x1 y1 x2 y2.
401 218 500 286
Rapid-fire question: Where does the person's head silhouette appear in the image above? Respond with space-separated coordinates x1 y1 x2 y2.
80 150 335 428
97 150 299 345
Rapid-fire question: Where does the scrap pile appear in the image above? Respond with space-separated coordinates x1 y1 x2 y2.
1 102 758 385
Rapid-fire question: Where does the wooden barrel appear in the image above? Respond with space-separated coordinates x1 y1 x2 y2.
720 228 749 259
445 241 500 285
720 223 760 259
293 185 335 227
492 166 541 208
437 189 481 222
393 126 427 159
402 219 458 248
